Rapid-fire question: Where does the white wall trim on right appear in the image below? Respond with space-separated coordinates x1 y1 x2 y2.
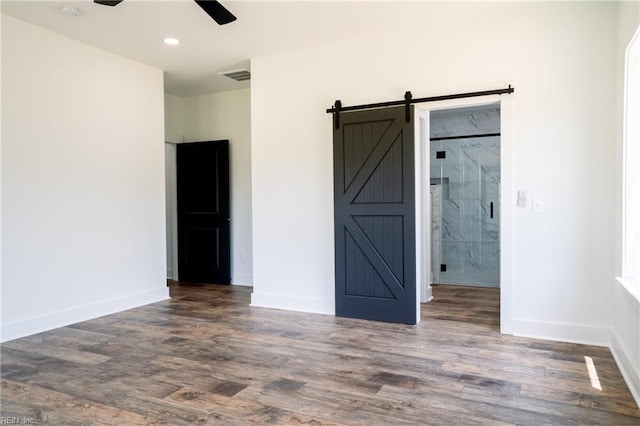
611 330 640 407
1 288 170 343
511 319 612 347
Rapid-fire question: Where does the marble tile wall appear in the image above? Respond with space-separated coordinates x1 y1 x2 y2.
430 106 500 287
430 107 500 138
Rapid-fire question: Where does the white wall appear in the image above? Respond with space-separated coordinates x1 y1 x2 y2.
251 2 619 340
612 0 640 406
164 89 253 285
164 143 177 280
1 15 169 342
165 94 185 144
163 95 183 279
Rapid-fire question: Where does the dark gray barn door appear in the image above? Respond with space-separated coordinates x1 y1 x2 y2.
334 106 416 324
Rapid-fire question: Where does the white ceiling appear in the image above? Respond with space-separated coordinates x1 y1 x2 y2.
1 0 437 97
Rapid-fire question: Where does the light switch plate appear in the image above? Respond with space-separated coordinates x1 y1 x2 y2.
517 190 527 207
532 198 545 214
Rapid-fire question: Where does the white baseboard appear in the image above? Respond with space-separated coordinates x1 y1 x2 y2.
0 287 170 343
164 273 253 285
510 319 611 347
232 273 253 286
423 285 433 303
611 330 640 407
251 291 334 316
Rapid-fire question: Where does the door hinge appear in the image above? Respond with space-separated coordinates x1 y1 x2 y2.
440 264 447 272
436 151 446 159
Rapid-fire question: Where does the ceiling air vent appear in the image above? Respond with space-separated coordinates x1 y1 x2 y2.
219 69 250 82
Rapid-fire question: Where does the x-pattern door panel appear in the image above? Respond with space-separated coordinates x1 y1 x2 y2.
334 106 416 324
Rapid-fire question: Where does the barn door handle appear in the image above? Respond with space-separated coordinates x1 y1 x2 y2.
490 202 494 219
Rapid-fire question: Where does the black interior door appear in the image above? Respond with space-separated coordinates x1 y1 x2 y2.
334 106 416 324
177 140 230 284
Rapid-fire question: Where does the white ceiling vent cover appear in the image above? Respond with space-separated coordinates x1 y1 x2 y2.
219 69 251 81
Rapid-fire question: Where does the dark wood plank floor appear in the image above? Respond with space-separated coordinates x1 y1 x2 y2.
2 283 639 425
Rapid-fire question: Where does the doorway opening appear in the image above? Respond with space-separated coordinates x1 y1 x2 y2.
416 97 513 333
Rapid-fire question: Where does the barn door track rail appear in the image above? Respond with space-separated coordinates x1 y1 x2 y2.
327 85 514 129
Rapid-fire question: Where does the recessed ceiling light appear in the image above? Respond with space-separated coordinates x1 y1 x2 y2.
163 37 180 46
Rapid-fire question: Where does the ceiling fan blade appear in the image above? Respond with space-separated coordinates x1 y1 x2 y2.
94 0 123 6
194 1 236 25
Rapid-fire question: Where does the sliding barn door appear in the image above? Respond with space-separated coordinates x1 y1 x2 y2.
334 106 416 324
